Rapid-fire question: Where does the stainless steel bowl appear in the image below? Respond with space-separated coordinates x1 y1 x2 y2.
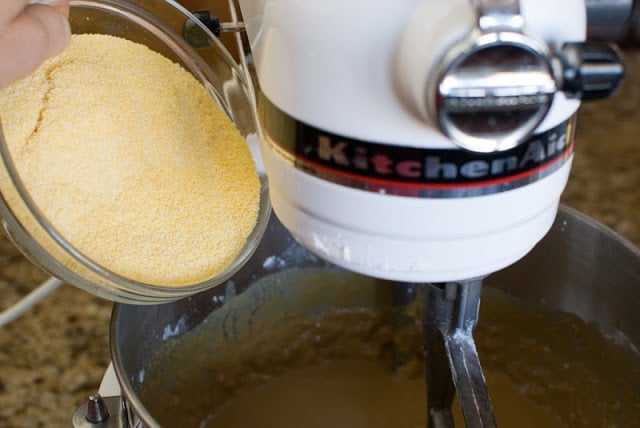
110 205 640 426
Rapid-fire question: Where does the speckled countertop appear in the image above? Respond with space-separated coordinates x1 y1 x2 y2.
0 49 638 427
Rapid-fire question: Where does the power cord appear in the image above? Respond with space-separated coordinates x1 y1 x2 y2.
0 276 63 327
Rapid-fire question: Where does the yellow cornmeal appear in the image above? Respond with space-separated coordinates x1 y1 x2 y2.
0 34 260 286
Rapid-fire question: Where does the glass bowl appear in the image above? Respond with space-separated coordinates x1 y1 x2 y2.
0 0 270 304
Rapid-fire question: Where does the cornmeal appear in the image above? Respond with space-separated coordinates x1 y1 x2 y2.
0 34 260 286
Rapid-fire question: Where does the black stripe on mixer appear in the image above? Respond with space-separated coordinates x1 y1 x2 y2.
259 94 576 198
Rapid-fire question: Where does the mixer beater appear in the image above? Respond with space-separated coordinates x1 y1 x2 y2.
423 280 495 427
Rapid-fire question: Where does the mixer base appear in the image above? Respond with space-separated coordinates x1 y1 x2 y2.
71 364 129 428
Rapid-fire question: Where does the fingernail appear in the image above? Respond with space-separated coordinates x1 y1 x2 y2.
52 0 70 18
52 6 72 55
29 0 70 17
61 13 71 44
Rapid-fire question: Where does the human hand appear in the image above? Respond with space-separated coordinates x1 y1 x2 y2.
0 0 71 89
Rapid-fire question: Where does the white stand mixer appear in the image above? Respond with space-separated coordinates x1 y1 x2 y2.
240 0 621 283
70 0 627 426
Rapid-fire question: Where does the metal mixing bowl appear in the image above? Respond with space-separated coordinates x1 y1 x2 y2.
110 205 640 426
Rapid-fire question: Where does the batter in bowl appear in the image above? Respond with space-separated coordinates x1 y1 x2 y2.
140 269 640 427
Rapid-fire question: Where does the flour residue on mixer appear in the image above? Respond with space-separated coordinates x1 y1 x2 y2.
162 315 188 342
263 240 321 272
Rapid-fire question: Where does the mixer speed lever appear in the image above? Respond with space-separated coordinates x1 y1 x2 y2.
423 280 496 428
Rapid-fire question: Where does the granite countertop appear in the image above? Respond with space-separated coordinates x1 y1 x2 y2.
0 50 638 427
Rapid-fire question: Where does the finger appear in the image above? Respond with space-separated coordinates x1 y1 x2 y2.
0 3 71 88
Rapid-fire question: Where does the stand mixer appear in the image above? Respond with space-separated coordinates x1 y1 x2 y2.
68 0 632 426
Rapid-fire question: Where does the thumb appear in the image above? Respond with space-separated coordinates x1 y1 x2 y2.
0 1 71 88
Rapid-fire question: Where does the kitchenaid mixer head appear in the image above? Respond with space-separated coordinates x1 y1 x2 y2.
241 0 623 284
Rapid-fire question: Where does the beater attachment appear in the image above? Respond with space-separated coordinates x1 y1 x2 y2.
423 279 496 428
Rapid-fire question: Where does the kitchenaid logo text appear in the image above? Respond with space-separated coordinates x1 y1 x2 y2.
259 94 575 197
313 127 570 183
